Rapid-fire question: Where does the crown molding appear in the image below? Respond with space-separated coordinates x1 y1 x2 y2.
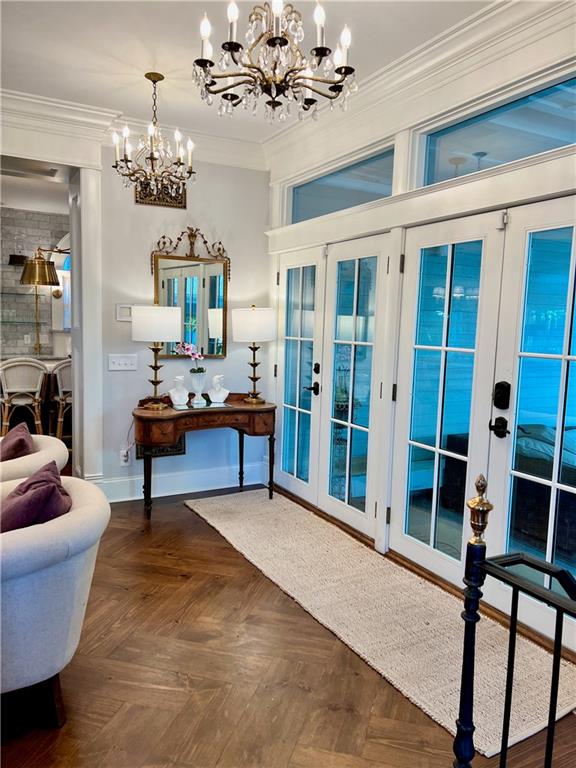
1 90 267 172
263 0 576 182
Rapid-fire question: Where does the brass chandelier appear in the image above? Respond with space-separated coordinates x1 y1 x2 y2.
193 1 357 123
112 73 195 205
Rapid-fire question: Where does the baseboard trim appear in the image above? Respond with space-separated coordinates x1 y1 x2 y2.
274 484 576 665
96 462 267 504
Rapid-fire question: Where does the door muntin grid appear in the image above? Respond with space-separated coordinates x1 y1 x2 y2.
508 226 576 585
282 265 316 483
405 240 482 560
328 256 377 512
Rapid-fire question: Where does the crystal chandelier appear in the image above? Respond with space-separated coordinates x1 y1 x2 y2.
112 73 195 203
193 1 357 123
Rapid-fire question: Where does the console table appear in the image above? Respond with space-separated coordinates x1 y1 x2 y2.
132 394 276 519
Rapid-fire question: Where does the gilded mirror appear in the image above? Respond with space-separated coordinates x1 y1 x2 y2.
152 227 229 359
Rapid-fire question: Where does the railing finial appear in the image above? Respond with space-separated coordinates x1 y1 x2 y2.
466 474 493 545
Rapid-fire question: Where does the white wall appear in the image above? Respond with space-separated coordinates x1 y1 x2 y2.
100 147 271 500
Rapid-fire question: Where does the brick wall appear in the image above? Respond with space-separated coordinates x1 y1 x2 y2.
1 207 69 356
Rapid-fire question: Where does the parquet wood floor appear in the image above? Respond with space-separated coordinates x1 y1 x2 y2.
2 488 575 768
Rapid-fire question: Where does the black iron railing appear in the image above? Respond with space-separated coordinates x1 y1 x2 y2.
453 476 576 768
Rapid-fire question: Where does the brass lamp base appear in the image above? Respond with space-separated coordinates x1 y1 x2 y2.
144 343 167 408
244 394 265 405
143 399 168 411
244 343 266 405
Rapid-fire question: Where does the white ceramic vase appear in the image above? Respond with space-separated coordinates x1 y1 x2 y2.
190 372 206 406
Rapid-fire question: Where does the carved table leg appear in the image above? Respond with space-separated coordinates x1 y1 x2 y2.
268 434 275 500
143 450 153 520
238 429 245 490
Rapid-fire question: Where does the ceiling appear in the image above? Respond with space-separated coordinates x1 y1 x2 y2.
1 1 489 144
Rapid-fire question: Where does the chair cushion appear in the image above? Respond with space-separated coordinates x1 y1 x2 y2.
0 462 72 533
0 423 34 462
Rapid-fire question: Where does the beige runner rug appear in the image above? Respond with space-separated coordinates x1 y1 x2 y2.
186 489 576 757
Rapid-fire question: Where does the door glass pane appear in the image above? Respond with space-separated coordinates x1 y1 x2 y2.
447 241 482 349
335 261 356 341
406 445 434 544
509 476 550 565
349 428 368 512
410 350 441 446
560 362 576 486
513 358 562 481
352 346 372 429
332 344 351 422
441 352 474 455
435 455 466 558
285 339 299 408
522 228 572 355
299 341 313 412
282 407 296 475
328 255 377 511
415 246 448 346
329 422 348 502
184 277 198 346
301 266 315 338
297 412 311 483
286 268 301 337
356 257 377 343
554 490 576 579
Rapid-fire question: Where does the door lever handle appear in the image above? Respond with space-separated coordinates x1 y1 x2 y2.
303 382 320 396
489 416 510 439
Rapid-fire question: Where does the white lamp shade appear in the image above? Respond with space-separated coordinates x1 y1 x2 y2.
131 305 182 342
208 307 224 339
232 307 277 343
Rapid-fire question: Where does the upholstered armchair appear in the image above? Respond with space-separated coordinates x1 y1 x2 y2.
0 434 69 483
0 477 110 725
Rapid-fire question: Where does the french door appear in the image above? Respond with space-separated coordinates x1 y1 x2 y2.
390 198 576 646
276 235 392 538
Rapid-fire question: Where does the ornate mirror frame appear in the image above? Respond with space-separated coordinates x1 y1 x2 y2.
152 227 230 359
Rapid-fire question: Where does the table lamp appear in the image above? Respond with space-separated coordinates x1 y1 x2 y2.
20 248 61 354
132 305 182 410
232 305 276 405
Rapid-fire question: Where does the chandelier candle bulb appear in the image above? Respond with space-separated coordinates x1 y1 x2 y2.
314 3 326 48
200 13 212 59
227 1 239 42
174 129 182 161
187 139 194 169
340 25 351 66
112 132 120 163
272 0 283 37
122 125 130 159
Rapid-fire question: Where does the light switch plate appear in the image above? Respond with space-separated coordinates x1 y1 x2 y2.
108 354 138 371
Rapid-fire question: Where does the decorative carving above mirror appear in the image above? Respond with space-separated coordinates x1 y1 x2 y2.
152 227 229 359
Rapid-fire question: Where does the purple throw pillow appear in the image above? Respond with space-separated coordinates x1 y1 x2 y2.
1 461 72 533
0 422 34 462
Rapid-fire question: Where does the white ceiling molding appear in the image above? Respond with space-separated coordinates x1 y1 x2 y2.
263 0 576 184
1 90 267 172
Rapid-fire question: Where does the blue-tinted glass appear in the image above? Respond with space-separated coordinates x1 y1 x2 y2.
332 344 351 422
410 350 441 446
299 341 313 412
301 265 316 338
425 78 576 185
297 411 311 483
508 476 550 579
286 268 301 337
513 357 562 480
435 455 466 559
184 277 198 346
356 257 377 343
416 246 448 346
561 362 576 486
292 148 394 224
352 346 372 428
522 228 572 355
349 428 368 512
329 422 348 502
447 241 482 349
335 260 356 341
282 407 296 475
406 445 435 544
441 352 474 455
554 490 576 580
62 254 71 271
284 339 298 407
